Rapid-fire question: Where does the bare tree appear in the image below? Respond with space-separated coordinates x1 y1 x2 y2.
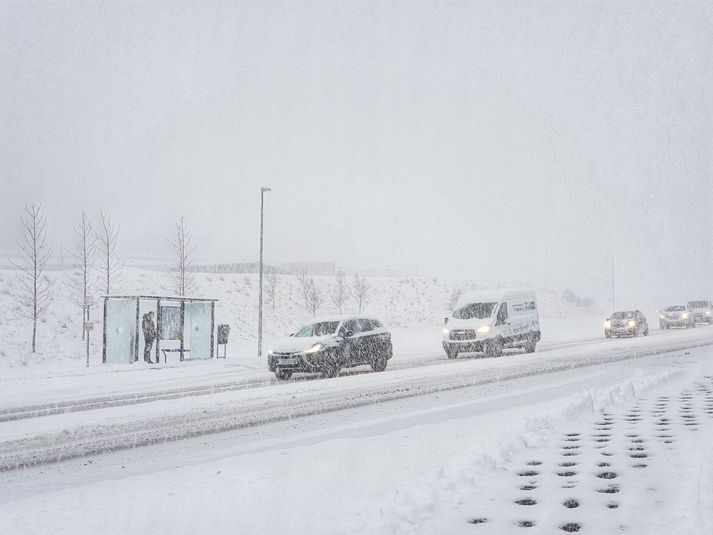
168 216 197 296
352 273 371 313
448 288 463 309
306 279 323 316
95 211 121 295
12 203 54 353
69 212 95 340
296 270 323 316
265 272 279 310
330 268 350 313
296 270 312 311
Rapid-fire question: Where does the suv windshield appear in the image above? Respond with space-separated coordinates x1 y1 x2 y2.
689 301 709 308
666 306 686 312
294 322 340 337
611 311 635 319
453 302 496 320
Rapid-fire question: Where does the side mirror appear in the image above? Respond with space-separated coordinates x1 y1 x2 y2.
444 317 449 325
345 330 354 338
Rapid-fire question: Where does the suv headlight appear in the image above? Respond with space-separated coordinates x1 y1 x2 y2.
305 343 323 354
627 320 636 327
707 311 711 315
604 320 611 329
442 328 450 335
682 312 689 319
477 325 491 334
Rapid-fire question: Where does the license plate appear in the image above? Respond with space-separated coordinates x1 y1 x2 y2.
279 358 297 365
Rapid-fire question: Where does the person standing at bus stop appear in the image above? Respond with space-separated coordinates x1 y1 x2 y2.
142 311 156 364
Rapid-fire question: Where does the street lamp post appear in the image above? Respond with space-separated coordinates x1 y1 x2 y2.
258 186 272 357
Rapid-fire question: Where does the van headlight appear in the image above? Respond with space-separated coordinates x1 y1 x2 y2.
627 320 636 327
477 325 491 334
304 343 323 354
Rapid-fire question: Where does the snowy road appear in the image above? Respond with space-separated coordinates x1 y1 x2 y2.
2 342 713 534
2 328 713 471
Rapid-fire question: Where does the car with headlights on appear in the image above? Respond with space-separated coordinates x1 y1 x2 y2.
604 310 649 338
688 300 713 325
267 315 393 380
658 305 696 329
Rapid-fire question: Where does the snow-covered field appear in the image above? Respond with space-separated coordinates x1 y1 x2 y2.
2 338 713 534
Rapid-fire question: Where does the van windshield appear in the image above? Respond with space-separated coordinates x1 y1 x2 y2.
453 302 496 320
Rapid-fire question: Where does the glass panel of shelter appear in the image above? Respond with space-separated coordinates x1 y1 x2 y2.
105 298 138 363
184 301 212 360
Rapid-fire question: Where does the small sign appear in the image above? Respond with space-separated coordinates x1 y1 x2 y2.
84 322 94 332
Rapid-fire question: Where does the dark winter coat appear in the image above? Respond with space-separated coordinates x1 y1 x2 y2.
142 314 156 342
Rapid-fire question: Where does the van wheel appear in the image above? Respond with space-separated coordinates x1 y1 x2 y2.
371 356 388 372
275 369 292 380
643 327 649 336
445 348 458 359
524 335 537 353
484 338 503 358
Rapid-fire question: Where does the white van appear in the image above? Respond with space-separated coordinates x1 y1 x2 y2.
442 289 541 359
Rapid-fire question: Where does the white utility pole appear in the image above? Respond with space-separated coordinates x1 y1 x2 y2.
258 186 272 357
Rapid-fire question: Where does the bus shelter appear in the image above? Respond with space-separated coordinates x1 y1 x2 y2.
102 295 217 364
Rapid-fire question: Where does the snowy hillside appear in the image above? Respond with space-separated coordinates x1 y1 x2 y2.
0 267 603 368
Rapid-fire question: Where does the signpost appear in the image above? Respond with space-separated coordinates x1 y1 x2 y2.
84 321 94 367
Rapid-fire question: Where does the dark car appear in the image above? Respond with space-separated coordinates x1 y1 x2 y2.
659 305 696 329
604 310 649 338
268 315 393 380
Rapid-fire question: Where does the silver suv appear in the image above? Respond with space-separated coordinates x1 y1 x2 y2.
659 305 696 329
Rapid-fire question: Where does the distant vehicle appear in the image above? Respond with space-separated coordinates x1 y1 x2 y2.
268 315 393 380
604 310 649 338
659 305 696 329
442 289 540 359
687 300 713 325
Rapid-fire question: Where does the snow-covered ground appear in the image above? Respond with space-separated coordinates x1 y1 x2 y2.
2 340 713 534
3 266 712 534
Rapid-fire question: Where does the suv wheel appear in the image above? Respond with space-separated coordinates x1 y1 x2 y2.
371 356 388 372
484 338 503 358
524 334 537 353
445 347 458 359
274 369 292 380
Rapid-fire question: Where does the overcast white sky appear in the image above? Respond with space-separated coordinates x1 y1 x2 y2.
1 0 712 308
